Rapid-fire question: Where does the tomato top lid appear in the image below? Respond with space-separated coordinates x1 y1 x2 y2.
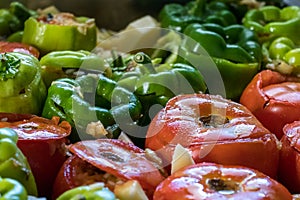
158 93 271 142
283 121 300 151
154 162 292 199
69 139 165 189
263 82 300 103
0 41 40 58
0 114 71 140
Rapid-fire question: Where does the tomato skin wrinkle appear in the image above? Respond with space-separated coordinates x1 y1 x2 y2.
240 70 300 140
146 93 280 178
153 162 292 200
53 139 166 199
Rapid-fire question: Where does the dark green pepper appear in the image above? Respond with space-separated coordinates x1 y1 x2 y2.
57 182 117 200
0 128 37 196
42 74 142 142
159 0 237 32
9 2 37 28
0 2 36 39
0 9 20 38
243 5 300 44
0 177 28 200
180 23 261 100
22 13 97 55
39 50 110 88
183 23 262 63
0 52 46 114
159 3 202 32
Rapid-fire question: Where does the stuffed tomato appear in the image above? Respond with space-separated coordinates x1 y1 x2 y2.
153 162 292 200
240 69 300 139
145 93 280 178
52 139 166 199
0 41 40 58
278 121 300 194
0 113 71 198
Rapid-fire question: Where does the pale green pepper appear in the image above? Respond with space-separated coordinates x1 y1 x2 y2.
0 128 37 196
22 13 97 55
40 50 109 88
265 37 300 75
0 52 46 114
57 183 117 200
0 177 28 200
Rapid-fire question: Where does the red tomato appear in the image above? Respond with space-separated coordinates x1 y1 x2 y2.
0 41 40 58
0 113 71 198
240 69 300 139
52 139 166 199
145 93 280 178
153 162 292 200
278 121 300 194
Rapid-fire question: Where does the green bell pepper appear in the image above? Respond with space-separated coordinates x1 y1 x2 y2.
264 36 300 75
159 0 237 32
0 9 20 38
116 52 207 105
243 5 300 44
0 128 37 196
0 52 46 114
0 2 36 39
42 74 142 142
111 52 206 129
158 3 202 32
22 12 97 55
0 177 27 200
180 23 261 100
39 50 110 88
57 182 117 200
183 23 262 63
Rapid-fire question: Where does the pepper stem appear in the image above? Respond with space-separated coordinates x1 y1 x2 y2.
133 52 156 74
0 53 21 81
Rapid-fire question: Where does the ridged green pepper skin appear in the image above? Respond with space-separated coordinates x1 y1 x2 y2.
179 47 259 101
180 23 261 100
39 50 109 88
22 13 97 55
0 177 28 200
57 183 117 200
159 0 236 32
243 5 300 44
159 3 202 32
0 52 46 114
183 23 262 64
42 74 142 142
116 52 207 106
111 52 207 133
0 128 37 196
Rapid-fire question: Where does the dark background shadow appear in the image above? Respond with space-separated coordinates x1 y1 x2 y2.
0 0 190 31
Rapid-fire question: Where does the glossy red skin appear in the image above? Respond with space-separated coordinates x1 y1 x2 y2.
240 69 300 139
0 41 40 58
0 113 71 198
145 93 280 178
278 121 300 194
52 155 83 200
53 139 165 199
153 162 292 200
